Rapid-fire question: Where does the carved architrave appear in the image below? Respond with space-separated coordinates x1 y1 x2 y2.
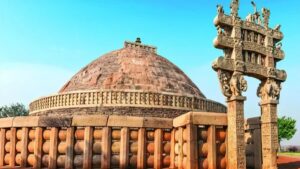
257 78 281 102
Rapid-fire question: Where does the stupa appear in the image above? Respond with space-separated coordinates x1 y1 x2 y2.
0 0 286 169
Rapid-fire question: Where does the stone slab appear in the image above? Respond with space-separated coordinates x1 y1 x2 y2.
0 117 14 128
12 116 39 127
38 116 72 127
72 115 108 126
107 115 144 127
143 117 173 129
173 112 227 127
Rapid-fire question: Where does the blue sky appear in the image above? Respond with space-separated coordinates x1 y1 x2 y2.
0 0 299 145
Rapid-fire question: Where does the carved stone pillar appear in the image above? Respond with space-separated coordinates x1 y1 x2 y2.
258 78 281 169
260 100 278 169
217 70 247 169
227 96 246 169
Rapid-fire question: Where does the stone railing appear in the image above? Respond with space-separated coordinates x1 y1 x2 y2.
0 112 227 169
173 112 227 169
29 90 227 115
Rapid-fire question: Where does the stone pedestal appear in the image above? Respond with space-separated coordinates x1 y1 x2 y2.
260 100 279 169
227 96 246 169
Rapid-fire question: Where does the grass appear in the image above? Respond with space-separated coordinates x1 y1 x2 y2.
278 152 300 157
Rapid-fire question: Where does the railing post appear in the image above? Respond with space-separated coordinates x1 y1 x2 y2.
101 127 111 169
49 127 58 169
154 129 163 169
186 124 198 169
83 127 93 169
0 129 5 167
169 129 175 169
208 125 216 169
137 128 146 169
120 127 129 168
33 127 43 169
21 127 28 167
65 127 74 169
9 128 16 167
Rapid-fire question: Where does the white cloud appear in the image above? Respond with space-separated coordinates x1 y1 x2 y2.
0 63 73 107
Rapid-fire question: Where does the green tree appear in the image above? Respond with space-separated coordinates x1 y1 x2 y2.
278 116 297 151
0 103 29 118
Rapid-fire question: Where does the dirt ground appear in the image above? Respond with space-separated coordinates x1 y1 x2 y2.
278 156 300 169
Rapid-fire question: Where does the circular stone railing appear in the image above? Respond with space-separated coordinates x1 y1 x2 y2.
29 90 226 115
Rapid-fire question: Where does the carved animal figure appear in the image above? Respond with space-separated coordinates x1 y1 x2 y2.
217 4 224 14
266 80 281 100
246 14 255 22
229 72 247 97
219 72 231 97
258 79 281 101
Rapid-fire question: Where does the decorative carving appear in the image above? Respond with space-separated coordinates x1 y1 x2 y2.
262 8 270 28
234 60 245 71
218 70 232 97
217 25 225 35
267 67 276 77
217 70 247 98
246 1 262 25
257 78 281 101
230 71 247 97
274 24 281 31
230 0 239 17
217 4 224 15
29 90 227 114
246 14 255 23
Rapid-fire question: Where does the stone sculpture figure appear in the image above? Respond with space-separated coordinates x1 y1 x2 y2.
262 8 270 28
254 12 262 25
217 26 224 35
218 71 232 97
246 14 255 22
230 0 239 17
217 4 224 15
230 72 247 97
257 78 281 101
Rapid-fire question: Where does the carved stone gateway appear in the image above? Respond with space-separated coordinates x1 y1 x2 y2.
212 0 286 169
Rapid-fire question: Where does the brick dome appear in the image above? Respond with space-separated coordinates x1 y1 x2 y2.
59 40 205 98
29 39 226 117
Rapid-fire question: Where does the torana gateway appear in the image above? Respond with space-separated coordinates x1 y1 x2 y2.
0 0 285 169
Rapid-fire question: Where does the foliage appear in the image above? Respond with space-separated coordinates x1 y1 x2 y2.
278 116 297 143
0 103 29 118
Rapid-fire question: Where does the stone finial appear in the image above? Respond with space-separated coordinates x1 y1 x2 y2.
262 8 270 28
135 37 142 43
230 0 239 17
124 38 157 53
